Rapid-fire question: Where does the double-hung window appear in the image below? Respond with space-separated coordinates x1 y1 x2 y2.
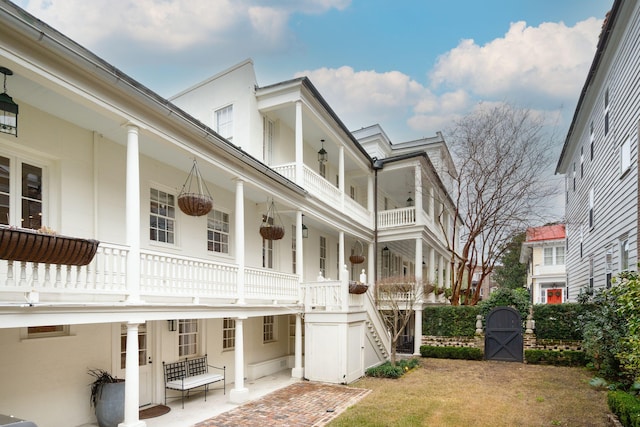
179 319 198 357
604 88 610 136
590 121 594 160
620 238 630 271
263 315 275 343
0 155 44 229
207 209 229 254
150 188 175 244
621 136 632 175
588 188 594 229
543 247 564 265
215 105 233 140
320 236 327 278
222 318 235 350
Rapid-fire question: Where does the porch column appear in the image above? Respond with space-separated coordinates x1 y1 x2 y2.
413 306 423 356
428 247 436 284
367 175 374 215
296 210 304 286
292 313 304 378
438 255 444 292
119 322 145 427
295 101 303 185
367 242 375 287
338 231 345 281
235 179 245 305
125 124 141 303
414 239 423 356
339 146 345 209
414 165 423 225
445 259 451 289
230 317 249 403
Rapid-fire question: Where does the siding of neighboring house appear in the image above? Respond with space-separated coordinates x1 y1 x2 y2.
556 0 639 299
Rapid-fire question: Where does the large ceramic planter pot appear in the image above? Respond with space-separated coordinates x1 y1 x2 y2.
95 381 125 427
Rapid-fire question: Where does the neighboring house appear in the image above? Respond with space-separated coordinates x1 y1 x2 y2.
556 0 638 299
0 3 458 427
520 225 567 304
470 266 497 300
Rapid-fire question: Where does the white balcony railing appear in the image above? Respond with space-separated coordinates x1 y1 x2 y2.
0 243 299 304
302 165 342 207
378 207 416 228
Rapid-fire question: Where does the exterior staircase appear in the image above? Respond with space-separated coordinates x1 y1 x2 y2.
363 290 391 366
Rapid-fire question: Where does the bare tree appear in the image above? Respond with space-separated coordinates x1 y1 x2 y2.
375 276 432 364
439 104 559 305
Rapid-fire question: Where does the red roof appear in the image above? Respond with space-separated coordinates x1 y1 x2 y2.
526 224 565 242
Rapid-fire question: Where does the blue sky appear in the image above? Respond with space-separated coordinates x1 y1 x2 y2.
16 0 613 217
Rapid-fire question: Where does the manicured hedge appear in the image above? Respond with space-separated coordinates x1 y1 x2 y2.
533 303 589 340
524 349 588 367
608 391 640 427
420 345 483 360
422 306 481 337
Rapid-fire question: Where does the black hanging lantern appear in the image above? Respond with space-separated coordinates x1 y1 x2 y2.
0 67 18 137
301 215 309 238
177 159 213 216
318 139 328 164
406 197 414 207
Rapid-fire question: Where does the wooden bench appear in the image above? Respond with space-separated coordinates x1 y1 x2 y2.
163 355 225 408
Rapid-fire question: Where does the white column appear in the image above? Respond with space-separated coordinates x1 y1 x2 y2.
339 146 345 209
119 322 145 427
413 307 423 356
296 211 304 285
367 175 374 214
438 255 444 289
292 314 304 378
295 101 303 185
428 247 436 284
367 242 375 286
338 231 345 281
414 238 423 355
414 165 423 225
229 317 249 403
415 239 423 282
125 124 141 303
235 179 245 305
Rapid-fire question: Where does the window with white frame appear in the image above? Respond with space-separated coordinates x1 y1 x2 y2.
263 117 274 165
540 287 547 304
543 246 564 265
320 236 327 278
207 209 230 254
27 325 69 339
319 161 326 179
178 319 198 357
590 121 595 160
0 155 44 229
589 257 594 289
620 238 630 271
263 315 275 342
120 323 147 369
215 105 233 140
350 185 356 200
150 188 175 244
572 162 576 191
580 146 584 178
222 318 235 350
262 219 274 269
621 136 632 175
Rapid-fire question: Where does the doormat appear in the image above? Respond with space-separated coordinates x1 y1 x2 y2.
139 404 171 419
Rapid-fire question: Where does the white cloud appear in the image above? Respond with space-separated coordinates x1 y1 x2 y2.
430 18 602 103
17 0 350 51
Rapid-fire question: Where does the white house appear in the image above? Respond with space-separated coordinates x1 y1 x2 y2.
0 2 458 427
520 224 567 304
556 0 638 299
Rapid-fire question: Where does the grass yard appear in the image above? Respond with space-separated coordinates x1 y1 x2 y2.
329 358 611 427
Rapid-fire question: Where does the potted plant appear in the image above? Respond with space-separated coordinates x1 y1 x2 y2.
88 369 125 427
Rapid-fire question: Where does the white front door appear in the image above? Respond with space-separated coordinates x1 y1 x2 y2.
116 323 153 406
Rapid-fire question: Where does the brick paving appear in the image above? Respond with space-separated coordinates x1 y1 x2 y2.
194 381 371 427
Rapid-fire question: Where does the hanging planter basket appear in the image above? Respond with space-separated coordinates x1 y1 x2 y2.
177 159 213 217
349 281 369 294
349 240 365 264
259 199 285 241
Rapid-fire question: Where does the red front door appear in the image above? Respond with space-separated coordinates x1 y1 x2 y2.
547 288 563 304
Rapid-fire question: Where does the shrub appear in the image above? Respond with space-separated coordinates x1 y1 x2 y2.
365 358 419 379
420 345 483 360
524 349 588 367
479 287 531 321
533 303 586 340
608 391 640 427
422 306 480 337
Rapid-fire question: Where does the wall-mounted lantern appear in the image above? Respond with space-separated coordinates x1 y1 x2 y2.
0 67 18 137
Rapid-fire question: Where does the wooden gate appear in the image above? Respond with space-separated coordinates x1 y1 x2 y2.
484 306 523 362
